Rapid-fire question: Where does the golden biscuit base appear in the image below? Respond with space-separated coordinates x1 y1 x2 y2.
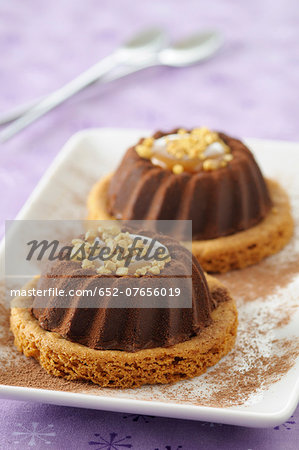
10 276 237 389
87 174 293 273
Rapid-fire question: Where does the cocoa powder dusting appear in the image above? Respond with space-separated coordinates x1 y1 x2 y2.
0 170 298 408
217 248 299 303
0 256 298 408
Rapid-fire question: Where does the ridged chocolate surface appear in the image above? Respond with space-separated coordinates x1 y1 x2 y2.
107 130 272 240
32 233 220 352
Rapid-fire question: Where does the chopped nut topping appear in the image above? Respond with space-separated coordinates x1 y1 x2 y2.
149 266 160 275
104 260 116 272
116 267 129 276
84 230 97 242
143 137 154 146
224 154 233 162
172 164 184 174
71 226 171 277
136 144 152 159
96 266 111 275
134 127 233 174
203 159 222 171
82 258 95 269
71 238 84 246
135 266 147 276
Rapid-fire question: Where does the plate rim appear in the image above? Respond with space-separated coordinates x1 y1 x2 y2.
0 383 297 428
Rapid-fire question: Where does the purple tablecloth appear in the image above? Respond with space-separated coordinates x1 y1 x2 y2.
0 0 298 448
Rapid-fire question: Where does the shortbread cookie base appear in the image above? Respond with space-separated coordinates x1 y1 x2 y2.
10 276 237 389
87 172 118 221
87 174 293 273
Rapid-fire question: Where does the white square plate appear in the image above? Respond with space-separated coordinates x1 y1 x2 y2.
0 128 298 427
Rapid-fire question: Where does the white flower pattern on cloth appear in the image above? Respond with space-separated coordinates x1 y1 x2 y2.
12 422 56 446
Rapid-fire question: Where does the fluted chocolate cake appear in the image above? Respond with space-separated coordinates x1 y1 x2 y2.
107 130 272 240
87 127 293 272
11 226 238 388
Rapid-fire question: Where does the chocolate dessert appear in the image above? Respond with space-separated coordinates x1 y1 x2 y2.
87 127 293 272
32 232 214 352
10 226 238 388
107 129 272 240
